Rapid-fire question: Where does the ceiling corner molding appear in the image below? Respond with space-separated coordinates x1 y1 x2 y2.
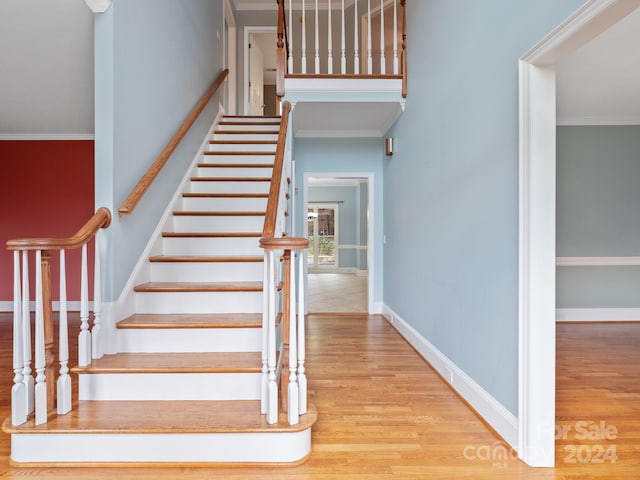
84 0 112 13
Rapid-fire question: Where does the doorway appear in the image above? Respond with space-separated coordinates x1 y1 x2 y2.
243 27 277 116
518 0 640 467
304 174 374 314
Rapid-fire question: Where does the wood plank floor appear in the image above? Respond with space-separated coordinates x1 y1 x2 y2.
0 313 638 478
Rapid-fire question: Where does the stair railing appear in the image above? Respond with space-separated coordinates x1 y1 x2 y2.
260 101 309 425
276 0 407 97
7 207 111 426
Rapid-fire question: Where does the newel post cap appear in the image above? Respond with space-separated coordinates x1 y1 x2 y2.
84 0 112 13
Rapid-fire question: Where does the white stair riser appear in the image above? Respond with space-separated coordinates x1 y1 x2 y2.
150 262 263 282
213 133 278 141
216 123 280 131
11 430 312 463
181 196 268 211
117 327 262 353
135 291 262 314
189 181 270 194
78 372 261 401
162 237 262 256
173 215 264 232
223 116 280 123
207 143 276 152
201 154 275 164
194 167 273 178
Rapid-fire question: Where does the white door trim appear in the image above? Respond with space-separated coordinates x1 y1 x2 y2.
518 0 640 467
224 0 237 115
243 26 277 116
303 173 375 314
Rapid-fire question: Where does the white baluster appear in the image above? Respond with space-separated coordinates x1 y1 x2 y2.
340 0 346 73
267 249 279 424
327 0 333 74
353 0 359 73
57 250 71 415
261 250 270 414
11 251 26 426
314 0 319 73
78 244 91 366
379 0 385 74
297 247 307 414
288 0 293 73
301 0 307 73
393 0 398 74
21 251 34 415
367 0 372 74
34 250 47 425
92 234 103 359
288 250 299 425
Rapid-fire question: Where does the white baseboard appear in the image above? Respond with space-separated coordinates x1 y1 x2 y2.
556 308 640 322
382 304 518 450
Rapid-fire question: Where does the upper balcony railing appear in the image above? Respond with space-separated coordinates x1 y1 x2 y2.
277 0 407 97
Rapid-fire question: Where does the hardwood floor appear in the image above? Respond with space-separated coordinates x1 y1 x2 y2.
0 313 638 478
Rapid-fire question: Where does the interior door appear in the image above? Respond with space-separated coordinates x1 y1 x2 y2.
248 34 264 116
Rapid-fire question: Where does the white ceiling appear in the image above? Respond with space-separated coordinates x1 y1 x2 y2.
556 6 640 125
1 3 639 136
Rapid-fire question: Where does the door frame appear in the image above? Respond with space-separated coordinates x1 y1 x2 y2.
303 172 375 314
243 26 276 116
518 0 640 467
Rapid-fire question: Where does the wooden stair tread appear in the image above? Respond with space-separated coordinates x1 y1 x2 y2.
219 120 281 125
133 281 262 292
162 232 261 238
173 211 266 216
182 193 269 198
148 255 263 263
3 401 317 434
71 352 263 373
117 313 264 329
204 151 275 156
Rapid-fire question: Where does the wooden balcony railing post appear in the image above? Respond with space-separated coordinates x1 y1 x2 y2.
277 0 286 97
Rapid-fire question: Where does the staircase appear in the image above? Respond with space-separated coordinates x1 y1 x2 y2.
4 116 317 465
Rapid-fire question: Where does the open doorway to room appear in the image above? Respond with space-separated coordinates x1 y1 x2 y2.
304 175 372 314
244 28 278 116
518 0 640 467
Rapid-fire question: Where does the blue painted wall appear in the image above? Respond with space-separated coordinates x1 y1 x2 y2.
383 0 584 415
294 137 383 306
557 125 640 308
95 0 224 300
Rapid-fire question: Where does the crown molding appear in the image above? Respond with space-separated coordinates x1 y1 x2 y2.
84 0 112 13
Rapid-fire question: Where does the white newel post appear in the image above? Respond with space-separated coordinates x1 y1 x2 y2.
288 0 294 73
57 250 72 415
327 0 333 74
267 249 279 424
11 252 26 426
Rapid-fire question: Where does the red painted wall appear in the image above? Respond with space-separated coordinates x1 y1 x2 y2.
0 141 95 305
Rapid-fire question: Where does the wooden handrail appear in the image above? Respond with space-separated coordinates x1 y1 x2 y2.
262 101 292 238
7 207 112 251
118 69 229 216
